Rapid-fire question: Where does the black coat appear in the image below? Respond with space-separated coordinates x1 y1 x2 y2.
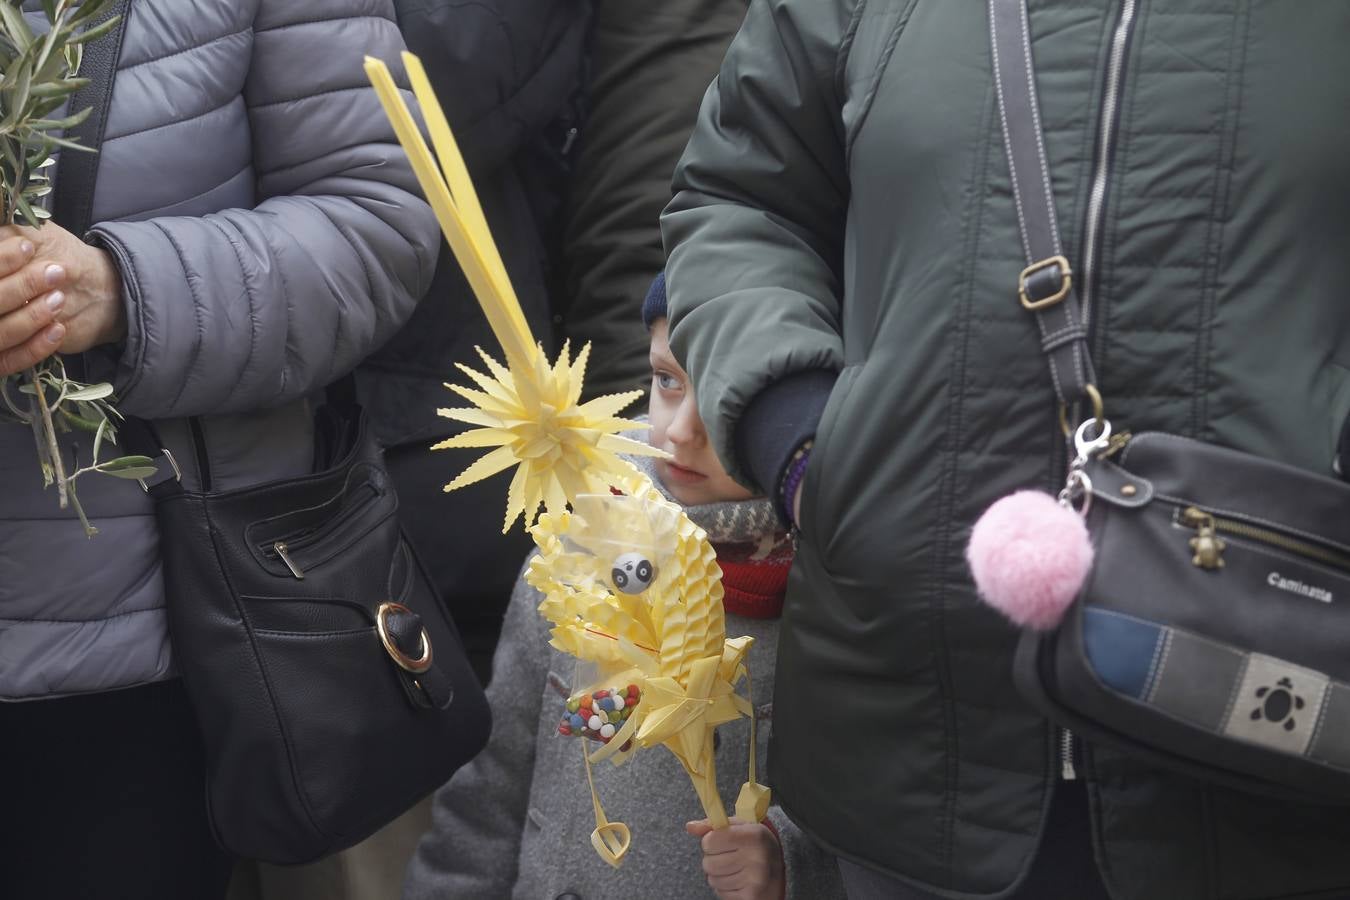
362 0 590 449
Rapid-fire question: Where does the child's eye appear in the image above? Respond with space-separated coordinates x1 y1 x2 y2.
655 372 682 392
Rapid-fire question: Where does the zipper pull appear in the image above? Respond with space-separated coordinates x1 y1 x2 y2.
1101 430 1132 459
274 541 305 580
1182 507 1226 570
560 125 579 156
1060 727 1078 781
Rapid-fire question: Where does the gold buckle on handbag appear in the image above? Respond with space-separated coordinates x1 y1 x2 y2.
376 602 433 674
1019 255 1073 310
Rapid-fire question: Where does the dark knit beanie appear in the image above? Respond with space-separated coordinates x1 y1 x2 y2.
641 271 667 329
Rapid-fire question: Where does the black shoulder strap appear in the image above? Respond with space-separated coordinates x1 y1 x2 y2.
988 0 1097 409
53 0 131 237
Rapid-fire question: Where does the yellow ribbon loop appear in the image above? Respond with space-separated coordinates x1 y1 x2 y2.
582 740 631 868
733 662 772 823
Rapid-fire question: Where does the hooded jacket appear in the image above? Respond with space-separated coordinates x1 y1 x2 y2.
0 0 438 701
662 1 1350 897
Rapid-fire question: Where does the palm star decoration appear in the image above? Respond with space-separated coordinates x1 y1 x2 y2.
365 53 663 532
434 341 658 532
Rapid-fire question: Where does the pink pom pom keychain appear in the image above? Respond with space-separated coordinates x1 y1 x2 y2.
966 417 1113 630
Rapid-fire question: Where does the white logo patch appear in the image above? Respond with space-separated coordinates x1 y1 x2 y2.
1223 655 1328 756
1267 572 1333 604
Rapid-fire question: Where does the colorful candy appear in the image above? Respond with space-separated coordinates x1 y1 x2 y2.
558 685 642 744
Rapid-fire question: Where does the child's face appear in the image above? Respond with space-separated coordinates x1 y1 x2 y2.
647 320 754 507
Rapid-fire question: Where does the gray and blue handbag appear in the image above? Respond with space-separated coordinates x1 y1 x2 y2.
991 0 1350 802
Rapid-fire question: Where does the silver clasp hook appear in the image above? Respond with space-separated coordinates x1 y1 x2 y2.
1073 417 1112 465
1060 417 1112 517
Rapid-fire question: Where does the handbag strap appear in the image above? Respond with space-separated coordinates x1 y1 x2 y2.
988 0 1098 413
53 0 131 237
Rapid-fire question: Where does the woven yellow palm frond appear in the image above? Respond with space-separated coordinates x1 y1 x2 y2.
365 53 766 866
601 472 725 679
528 496 671 666
658 510 727 680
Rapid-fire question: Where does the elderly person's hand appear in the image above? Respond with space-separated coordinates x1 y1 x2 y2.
0 222 125 375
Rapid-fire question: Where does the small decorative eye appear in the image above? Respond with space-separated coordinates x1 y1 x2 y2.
611 552 656 595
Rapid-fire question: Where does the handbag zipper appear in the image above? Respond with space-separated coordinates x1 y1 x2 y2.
259 486 381 579
1179 506 1350 573
273 542 305 579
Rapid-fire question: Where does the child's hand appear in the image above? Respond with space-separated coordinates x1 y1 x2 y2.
686 817 786 900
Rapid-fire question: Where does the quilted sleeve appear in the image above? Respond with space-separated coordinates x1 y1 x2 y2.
90 0 438 418
659 0 857 486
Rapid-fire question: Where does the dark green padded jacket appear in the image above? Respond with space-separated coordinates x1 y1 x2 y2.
662 1 1350 898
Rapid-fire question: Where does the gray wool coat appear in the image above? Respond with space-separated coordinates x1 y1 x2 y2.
403 557 845 900
0 0 437 700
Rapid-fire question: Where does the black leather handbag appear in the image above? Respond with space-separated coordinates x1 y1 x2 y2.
124 397 489 862
991 0 1350 803
58 1 490 863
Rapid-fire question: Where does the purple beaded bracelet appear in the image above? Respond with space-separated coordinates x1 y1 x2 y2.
779 440 814 528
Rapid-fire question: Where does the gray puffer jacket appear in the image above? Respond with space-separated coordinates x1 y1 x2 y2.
0 0 437 701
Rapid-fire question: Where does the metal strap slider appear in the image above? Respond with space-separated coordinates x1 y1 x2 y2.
1018 255 1073 310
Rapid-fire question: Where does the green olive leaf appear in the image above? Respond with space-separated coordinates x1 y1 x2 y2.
39 133 95 152
67 14 120 46
28 106 92 132
30 75 86 98
0 5 33 53
94 455 159 480
0 62 32 134
63 382 115 402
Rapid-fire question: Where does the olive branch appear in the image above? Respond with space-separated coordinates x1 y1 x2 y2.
0 0 155 537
